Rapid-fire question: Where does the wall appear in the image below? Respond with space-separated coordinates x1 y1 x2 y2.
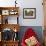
18 0 44 26
0 0 44 26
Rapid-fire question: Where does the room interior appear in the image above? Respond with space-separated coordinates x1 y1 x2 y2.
0 0 45 46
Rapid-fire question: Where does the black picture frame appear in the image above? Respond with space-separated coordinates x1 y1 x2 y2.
23 8 36 19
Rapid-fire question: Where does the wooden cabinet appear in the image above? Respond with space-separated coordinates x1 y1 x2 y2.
0 7 19 24
44 29 46 46
0 7 20 46
0 41 19 46
43 0 46 46
2 41 19 46
43 0 46 27
0 41 2 46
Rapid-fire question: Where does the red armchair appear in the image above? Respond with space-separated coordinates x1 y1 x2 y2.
21 28 41 46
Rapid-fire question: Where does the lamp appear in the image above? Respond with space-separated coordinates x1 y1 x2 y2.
15 0 17 7
14 28 17 32
13 28 18 41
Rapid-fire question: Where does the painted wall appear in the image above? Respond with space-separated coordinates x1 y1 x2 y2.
0 0 44 26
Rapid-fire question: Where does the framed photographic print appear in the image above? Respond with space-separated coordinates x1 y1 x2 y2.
23 8 36 19
9 9 18 15
1 28 13 41
2 10 9 15
2 16 8 24
0 32 1 41
8 16 18 24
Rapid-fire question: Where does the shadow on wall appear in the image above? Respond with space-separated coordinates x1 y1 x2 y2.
18 26 44 44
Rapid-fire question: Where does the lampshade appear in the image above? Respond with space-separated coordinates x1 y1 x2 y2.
13 28 17 32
